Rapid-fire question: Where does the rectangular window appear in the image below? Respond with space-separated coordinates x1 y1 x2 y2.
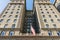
57 31 60 36
1 31 5 36
12 24 15 28
0 19 3 22
18 5 20 8
41 12 44 14
48 31 52 36
57 19 60 22
49 15 51 18
4 24 8 28
5 12 8 14
53 24 57 28
7 19 10 23
9 15 12 18
45 24 49 28
3 15 6 18
9 31 14 36
11 12 13 14
15 15 18 18
42 15 45 18
16 11 19 14
55 15 57 18
14 19 17 23
51 19 54 23
44 19 47 23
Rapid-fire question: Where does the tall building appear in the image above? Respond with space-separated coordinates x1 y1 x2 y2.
55 0 60 12
0 0 60 40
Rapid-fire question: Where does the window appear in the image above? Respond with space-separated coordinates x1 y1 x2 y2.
44 6 46 8
9 15 12 18
49 15 51 18
9 31 14 36
55 15 57 18
42 15 45 18
27 23 30 26
10 4 12 5
7 9 9 10
44 19 47 22
5 12 8 14
45 24 49 28
14 19 17 23
45 9 47 10
41 12 44 14
27 26 30 29
16 0 19 2
7 19 10 23
12 0 14 2
18 6 20 8
17 9 20 10
47 12 49 14
27 29 30 33
27 20 32 23
12 9 14 10
41 0 43 2
3 15 6 18
0 19 3 22
40 6 41 8
4 24 8 28
16 12 19 14
15 4 17 5
40 9 42 10
13 5 16 8
50 9 53 10
52 11 55 14
57 19 60 22
49 6 51 8
53 24 57 28
9 6 11 8
57 31 60 36
51 19 54 23
48 31 52 36
15 15 18 18
12 24 15 28
1 31 5 36
45 1 47 2
11 12 13 14
27 23 32 26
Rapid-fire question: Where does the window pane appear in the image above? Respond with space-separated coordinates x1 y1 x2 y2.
57 31 60 36
3 15 6 18
55 15 57 18
1 31 5 36
12 24 15 28
57 19 60 22
9 31 14 36
15 15 18 18
42 15 45 18
0 19 3 22
45 24 49 28
53 24 57 28
9 15 12 18
51 19 54 23
48 31 52 36
14 19 17 23
4 24 8 28
44 19 47 22
7 19 10 23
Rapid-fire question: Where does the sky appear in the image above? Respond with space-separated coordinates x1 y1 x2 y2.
0 0 55 14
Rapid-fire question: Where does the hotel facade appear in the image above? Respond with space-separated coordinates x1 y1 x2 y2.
0 0 60 40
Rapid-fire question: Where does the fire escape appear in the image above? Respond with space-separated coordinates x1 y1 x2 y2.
22 9 40 34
